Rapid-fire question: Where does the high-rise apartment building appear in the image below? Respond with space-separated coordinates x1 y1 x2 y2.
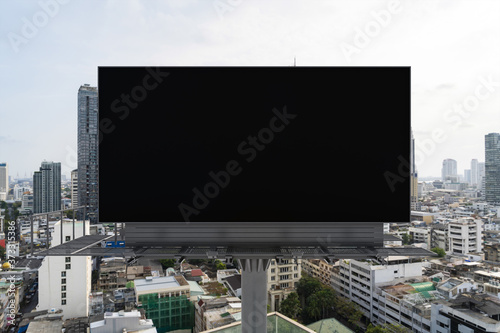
471 159 479 185
0 163 8 201
77 84 99 223
442 159 457 182
485 133 500 204
411 130 419 210
478 162 486 191
70 169 78 209
33 161 61 213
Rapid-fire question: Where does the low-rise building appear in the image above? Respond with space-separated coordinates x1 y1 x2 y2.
90 309 156 333
431 293 500 333
194 296 241 333
267 259 301 312
301 259 333 286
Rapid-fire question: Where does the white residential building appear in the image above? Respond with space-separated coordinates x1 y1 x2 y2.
38 220 92 320
13 185 31 200
267 259 301 312
0 163 7 201
409 227 431 245
90 310 156 333
431 293 500 333
448 218 482 255
331 257 425 324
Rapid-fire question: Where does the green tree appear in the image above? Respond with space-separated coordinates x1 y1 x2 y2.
334 295 363 326
401 233 412 245
65 210 74 219
296 274 322 309
159 259 176 268
431 247 446 257
366 323 386 333
314 288 336 319
215 261 227 270
279 292 301 319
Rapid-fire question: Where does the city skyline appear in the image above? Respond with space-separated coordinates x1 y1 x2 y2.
1 0 499 179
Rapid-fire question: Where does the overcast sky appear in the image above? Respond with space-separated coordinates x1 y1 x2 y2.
0 0 499 179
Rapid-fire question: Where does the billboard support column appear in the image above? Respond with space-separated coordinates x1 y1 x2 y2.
239 258 271 333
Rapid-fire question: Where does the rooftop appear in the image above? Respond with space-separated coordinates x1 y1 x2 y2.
306 317 354 333
134 275 188 294
224 275 242 291
26 320 63 333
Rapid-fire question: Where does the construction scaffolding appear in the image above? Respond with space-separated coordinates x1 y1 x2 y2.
137 293 194 333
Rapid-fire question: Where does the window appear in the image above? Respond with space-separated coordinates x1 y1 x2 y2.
294 273 298 278
62 286 66 291
65 257 71 263
65 236 71 241
61 299 66 305
66 264 71 269
271 268 275 273
61 278 66 284
271 276 275 281
61 271 66 277
61 292 66 298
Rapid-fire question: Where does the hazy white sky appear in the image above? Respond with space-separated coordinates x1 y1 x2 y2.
0 0 499 179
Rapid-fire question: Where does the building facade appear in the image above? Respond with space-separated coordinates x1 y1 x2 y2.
70 169 78 209
77 84 99 223
135 275 194 332
485 133 500 205
267 259 302 312
448 218 482 255
331 257 424 321
33 161 61 213
0 163 8 201
442 159 458 182
38 220 92 320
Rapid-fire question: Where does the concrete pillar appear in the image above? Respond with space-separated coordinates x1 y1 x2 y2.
239 258 271 333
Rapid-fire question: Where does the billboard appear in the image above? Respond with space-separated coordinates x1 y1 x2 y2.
98 67 410 247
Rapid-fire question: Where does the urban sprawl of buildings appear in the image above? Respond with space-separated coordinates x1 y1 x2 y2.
0 85 499 332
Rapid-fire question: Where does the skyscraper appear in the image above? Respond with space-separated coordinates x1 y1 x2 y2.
410 130 418 210
78 84 98 223
33 161 61 213
442 158 457 182
0 163 7 201
464 169 471 184
479 162 486 191
485 133 500 204
471 159 479 185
